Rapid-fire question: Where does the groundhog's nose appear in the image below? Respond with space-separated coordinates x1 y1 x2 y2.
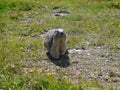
60 32 64 36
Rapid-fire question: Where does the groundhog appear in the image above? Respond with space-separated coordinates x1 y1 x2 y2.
44 28 67 59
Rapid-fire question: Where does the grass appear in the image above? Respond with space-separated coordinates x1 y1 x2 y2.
0 0 120 89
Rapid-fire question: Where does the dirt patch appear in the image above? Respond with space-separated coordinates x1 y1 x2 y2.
23 45 120 89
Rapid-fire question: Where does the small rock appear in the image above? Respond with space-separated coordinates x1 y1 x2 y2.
51 11 70 17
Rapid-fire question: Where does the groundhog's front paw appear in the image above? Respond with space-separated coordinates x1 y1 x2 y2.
51 55 60 60
46 52 60 60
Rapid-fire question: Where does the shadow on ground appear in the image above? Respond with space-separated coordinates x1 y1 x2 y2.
46 51 70 68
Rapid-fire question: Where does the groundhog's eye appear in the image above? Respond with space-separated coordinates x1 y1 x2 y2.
55 31 59 34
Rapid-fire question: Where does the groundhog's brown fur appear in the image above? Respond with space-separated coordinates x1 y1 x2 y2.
44 29 67 59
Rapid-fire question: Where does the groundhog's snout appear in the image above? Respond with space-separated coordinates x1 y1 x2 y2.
60 32 64 36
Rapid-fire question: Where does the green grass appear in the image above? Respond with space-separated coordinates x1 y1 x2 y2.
0 72 103 90
0 0 120 89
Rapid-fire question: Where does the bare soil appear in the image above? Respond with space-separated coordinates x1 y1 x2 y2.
23 44 120 89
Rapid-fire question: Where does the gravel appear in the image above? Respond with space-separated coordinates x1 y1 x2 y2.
23 45 120 89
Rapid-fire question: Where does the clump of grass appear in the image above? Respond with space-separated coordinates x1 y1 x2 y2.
109 1 120 9
68 36 87 49
0 73 81 90
0 0 34 12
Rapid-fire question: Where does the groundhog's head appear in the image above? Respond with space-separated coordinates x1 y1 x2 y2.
53 29 66 39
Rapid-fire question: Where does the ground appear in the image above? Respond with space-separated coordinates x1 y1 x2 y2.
0 0 120 89
23 35 120 89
